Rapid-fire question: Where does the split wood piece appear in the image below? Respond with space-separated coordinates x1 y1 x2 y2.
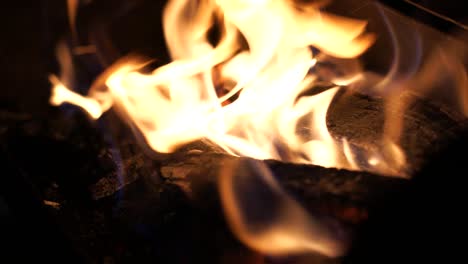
160 152 409 225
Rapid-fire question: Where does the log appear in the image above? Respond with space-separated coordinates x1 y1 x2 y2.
0 87 465 263
159 151 409 225
0 108 407 263
345 124 468 263
327 90 466 175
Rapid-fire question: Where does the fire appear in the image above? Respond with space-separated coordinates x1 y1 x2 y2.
51 0 377 169
49 0 418 258
219 158 349 257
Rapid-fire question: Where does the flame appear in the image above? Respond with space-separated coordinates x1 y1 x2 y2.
48 0 412 258
51 0 376 168
219 158 348 257
67 0 79 40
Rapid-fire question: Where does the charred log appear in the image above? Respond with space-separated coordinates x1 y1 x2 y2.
159 152 408 225
0 87 465 263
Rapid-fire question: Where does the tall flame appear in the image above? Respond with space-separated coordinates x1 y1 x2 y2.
47 0 426 258
51 0 376 169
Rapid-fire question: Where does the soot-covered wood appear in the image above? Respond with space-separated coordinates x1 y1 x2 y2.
1 87 465 263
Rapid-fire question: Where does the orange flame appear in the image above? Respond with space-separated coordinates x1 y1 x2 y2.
48 0 446 258
219 158 349 257
51 0 376 169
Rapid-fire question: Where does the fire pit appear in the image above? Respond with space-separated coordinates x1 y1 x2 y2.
1 0 467 263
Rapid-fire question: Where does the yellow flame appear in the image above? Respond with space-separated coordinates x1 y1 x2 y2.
49 75 103 119
50 0 389 257
49 0 468 257
51 0 376 166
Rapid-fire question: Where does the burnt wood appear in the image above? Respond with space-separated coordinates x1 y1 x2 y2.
1 86 465 263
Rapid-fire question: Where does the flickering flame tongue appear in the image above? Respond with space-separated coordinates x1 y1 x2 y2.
219 158 349 257
50 0 381 257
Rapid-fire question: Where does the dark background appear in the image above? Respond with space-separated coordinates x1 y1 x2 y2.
0 0 466 263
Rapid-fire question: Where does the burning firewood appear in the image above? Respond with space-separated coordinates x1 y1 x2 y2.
1 90 466 262
158 148 407 224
